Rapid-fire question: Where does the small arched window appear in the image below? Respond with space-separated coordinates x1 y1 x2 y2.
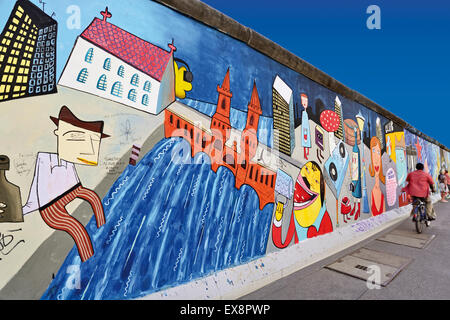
77 68 88 83
97 74 107 91
111 81 123 97
117 65 125 77
249 115 254 126
85 48 93 63
103 58 111 71
143 80 151 92
130 73 139 86
128 89 137 102
142 94 149 106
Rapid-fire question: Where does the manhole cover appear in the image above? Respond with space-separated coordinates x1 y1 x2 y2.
377 229 435 249
325 248 412 287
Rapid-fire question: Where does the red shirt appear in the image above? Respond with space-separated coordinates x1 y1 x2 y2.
404 170 434 198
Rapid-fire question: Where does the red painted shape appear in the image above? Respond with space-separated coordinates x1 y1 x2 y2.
306 210 333 238
272 209 299 249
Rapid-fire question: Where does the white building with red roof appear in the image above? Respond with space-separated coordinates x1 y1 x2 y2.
59 7 175 115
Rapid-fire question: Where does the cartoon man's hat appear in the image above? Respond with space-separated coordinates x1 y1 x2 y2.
50 106 110 138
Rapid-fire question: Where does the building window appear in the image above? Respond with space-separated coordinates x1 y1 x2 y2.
130 73 139 86
143 80 151 92
142 94 149 106
111 81 123 97
103 58 111 71
85 48 93 63
128 89 137 102
77 68 88 83
97 74 107 91
117 65 124 77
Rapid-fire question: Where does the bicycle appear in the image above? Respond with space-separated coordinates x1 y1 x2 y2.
411 197 430 234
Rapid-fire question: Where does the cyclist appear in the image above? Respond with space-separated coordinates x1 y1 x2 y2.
438 168 448 203
402 163 436 221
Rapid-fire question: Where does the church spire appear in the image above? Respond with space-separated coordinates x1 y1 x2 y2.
217 68 232 98
248 80 262 115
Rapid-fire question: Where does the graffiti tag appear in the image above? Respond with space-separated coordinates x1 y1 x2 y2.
351 214 389 233
0 229 25 260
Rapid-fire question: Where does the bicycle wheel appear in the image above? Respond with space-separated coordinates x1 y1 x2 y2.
415 205 425 234
415 215 423 233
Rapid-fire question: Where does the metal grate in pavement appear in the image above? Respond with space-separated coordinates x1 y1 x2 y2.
325 248 413 287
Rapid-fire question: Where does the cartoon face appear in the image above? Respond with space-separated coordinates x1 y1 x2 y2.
293 161 324 228
371 144 381 174
351 151 359 181
395 147 407 186
301 94 308 109
55 120 102 166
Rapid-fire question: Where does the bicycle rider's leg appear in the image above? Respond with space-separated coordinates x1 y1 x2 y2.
425 196 436 220
410 197 418 217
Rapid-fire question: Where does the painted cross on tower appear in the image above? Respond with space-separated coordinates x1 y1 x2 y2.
100 7 112 22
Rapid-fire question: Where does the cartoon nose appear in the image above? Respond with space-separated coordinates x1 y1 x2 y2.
80 137 96 155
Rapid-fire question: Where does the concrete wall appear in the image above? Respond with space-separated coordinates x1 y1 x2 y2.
0 0 448 300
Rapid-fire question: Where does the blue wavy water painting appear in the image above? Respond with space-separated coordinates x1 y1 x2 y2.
41 137 274 300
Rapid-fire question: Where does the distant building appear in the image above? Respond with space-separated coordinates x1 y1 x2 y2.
0 0 57 102
334 96 344 140
272 76 293 156
59 7 175 115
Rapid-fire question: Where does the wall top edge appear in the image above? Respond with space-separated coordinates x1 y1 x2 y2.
153 0 449 152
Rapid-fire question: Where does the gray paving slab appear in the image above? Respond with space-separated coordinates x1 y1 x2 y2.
241 199 450 300
376 233 435 249
325 255 401 286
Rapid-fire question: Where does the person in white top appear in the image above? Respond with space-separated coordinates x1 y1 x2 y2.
23 106 110 262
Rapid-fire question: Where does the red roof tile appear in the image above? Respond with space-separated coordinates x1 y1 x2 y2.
81 18 173 82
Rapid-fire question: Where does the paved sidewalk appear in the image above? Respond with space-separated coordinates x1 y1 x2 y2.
241 200 450 300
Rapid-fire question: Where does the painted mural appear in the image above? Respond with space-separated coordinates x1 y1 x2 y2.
0 0 447 300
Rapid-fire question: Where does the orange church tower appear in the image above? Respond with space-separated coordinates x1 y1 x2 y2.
211 68 232 146
241 81 262 165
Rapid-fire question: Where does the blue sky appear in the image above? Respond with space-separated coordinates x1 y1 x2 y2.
201 0 450 148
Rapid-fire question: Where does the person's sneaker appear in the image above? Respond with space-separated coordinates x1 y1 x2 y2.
441 199 448 203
